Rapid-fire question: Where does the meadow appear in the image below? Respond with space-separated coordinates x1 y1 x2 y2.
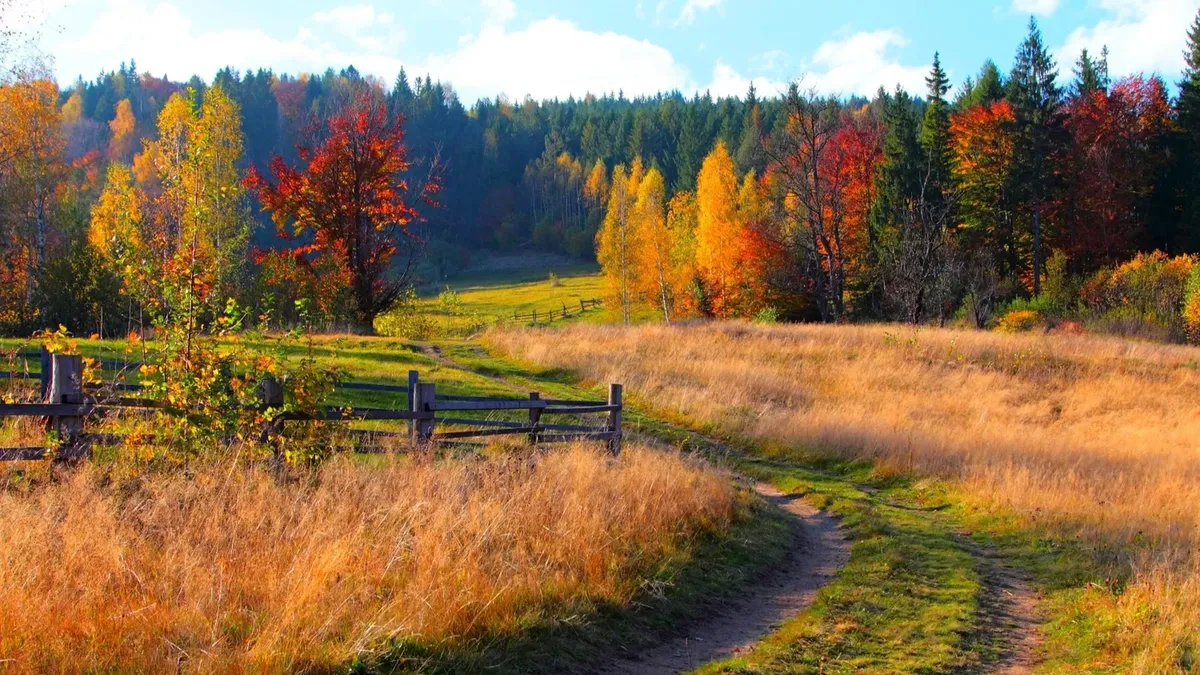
0 445 748 673
492 321 1200 671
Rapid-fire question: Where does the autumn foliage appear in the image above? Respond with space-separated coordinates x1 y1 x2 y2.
246 91 438 328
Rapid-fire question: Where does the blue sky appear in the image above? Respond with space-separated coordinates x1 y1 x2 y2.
24 0 1200 102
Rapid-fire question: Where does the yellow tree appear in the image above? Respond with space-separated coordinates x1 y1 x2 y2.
0 75 65 317
632 167 678 323
190 84 250 298
596 158 644 324
694 142 744 317
584 158 609 209
108 98 136 162
666 190 701 316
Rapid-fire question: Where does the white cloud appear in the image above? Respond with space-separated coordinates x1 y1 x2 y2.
676 0 723 25
1055 0 1197 80
420 17 688 101
50 0 404 82
481 0 516 26
311 4 404 51
705 61 786 98
1011 0 1061 16
803 29 929 96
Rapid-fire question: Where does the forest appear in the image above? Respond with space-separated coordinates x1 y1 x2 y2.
1 14 1200 338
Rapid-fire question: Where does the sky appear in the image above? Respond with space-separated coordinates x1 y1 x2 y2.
15 0 1200 103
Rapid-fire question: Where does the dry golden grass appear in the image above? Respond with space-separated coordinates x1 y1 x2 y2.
492 322 1200 668
0 445 733 673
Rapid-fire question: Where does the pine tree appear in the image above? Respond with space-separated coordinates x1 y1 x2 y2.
1071 48 1109 99
735 82 764 175
1173 10 1200 250
956 60 1005 110
674 102 708 193
1008 16 1063 296
921 53 952 198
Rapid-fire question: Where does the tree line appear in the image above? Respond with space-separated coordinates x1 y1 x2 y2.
1 12 1199 335
595 17 1200 327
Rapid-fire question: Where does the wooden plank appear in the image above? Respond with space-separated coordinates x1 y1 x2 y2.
434 426 538 440
536 432 617 443
0 403 94 417
439 417 529 429
337 381 410 393
543 404 620 415
429 399 547 411
542 398 606 406
0 447 50 461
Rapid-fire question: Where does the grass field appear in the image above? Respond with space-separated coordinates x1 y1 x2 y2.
492 322 1200 672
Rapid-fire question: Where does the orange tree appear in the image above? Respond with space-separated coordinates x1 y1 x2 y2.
245 90 439 331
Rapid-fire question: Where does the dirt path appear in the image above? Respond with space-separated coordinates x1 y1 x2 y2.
961 536 1044 675
421 343 851 672
422 342 1041 673
594 482 848 675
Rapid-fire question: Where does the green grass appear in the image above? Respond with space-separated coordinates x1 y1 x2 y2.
1 329 1126 672
447 339 1121 674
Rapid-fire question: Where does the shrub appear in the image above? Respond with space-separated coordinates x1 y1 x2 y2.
752 306 779 324
995 309 1044 333
1079 251 1196 342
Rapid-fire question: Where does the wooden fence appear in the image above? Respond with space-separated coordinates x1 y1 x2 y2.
512 298 602 324
0 352 622 463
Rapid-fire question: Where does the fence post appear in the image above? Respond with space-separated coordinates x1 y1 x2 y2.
528 392 541 444
46 354 85 463
258 376 285 467
413 382 436 444
532 309 537 325
579 299 585 312
607 383 623 456
406 370 419 440
38 346 50 399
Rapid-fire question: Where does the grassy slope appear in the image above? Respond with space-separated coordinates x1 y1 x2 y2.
451 338 1126 674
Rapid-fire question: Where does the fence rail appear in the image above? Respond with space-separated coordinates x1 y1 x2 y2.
0 352 622 462
512 298 602 324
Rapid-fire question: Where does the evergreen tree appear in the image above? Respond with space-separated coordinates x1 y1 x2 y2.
920 53 952 198
1008 17 1063 296
1173 10 1200 251
674 102 707 192
869 87 924 315
735 82 764 175
1071 48 1110 99
956 60 1005 110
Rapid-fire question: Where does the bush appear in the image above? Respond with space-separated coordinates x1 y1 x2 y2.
995 309 1044 333
1079 251 1196 342
752 306 779 324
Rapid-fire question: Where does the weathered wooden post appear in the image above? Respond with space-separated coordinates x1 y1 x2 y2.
607 383 623 456
532 309 538 325
38 346 50 399
413 382 437 444
528 392 541 444
579 299 585 312
258 376 285 467
46 353 85 463
406 370 419 440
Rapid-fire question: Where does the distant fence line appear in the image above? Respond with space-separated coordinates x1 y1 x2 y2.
513 298 602 324
0 352 622 463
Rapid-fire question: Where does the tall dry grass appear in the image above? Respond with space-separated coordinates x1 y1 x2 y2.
493 322 1200 668
0 445 733 673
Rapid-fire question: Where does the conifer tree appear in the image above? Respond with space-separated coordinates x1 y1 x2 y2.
1071 48 1110 99
1173 10 1200 250
1008 16 1063 296
921 53 952 200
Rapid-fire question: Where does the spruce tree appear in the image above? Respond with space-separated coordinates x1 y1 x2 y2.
1173 10 1200 251
955 60 1005 110
735 82 764 175
1071 48 1109 99
1008 16 1063 296
920 53 952 199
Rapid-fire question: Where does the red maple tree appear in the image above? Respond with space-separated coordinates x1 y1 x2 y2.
245 91 439 328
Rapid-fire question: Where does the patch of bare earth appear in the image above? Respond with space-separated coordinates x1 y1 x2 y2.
959 535 1044 674
593 483 849 675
